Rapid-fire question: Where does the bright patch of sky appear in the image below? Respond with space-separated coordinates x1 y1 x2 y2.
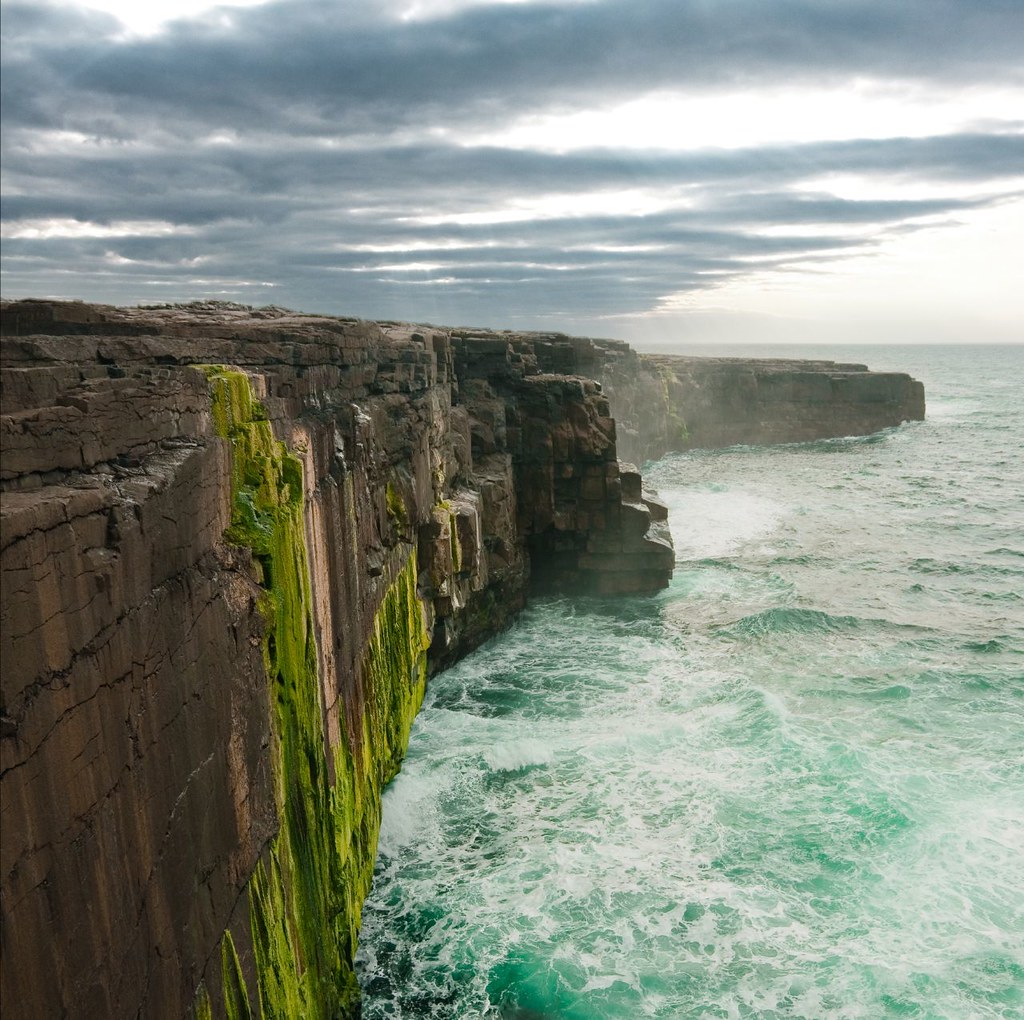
401 189 689 226
1 218 198 239
58 0 560 36
620 196 1024 345
49 0 274 36
705 198 1024 319
469 84 1024 153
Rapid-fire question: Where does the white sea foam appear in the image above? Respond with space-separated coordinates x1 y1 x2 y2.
664 486 783 560
925 396 982 419
482 739 556 773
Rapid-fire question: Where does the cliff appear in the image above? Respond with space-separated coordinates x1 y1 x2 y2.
0 300 923 1018
0 300 671 1018
600 348 925 465
451 330 925 465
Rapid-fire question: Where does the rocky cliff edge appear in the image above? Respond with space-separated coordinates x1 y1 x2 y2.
0 300 673 1018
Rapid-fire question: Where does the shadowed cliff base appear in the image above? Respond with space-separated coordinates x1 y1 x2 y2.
0 299 923 1018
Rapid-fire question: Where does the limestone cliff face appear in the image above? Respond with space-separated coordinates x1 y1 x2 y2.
0 300 673 1019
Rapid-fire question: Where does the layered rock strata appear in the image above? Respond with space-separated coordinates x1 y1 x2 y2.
0 300 673 1019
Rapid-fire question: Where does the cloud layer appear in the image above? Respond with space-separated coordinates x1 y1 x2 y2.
3 0 1022 336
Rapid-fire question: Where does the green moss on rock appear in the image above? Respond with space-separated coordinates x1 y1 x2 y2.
221 932 253 1020
195 368 431 1019
385 480 408 531
193 983 213 1020
449 509 462 574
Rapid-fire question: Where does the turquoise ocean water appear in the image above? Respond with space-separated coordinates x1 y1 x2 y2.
356 345 1024 1019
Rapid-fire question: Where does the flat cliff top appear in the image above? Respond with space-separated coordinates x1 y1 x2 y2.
0 299 866 375
641 353 871 374
0 298 393 360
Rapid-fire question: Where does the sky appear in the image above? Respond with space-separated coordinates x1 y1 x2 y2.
2 0 1022 345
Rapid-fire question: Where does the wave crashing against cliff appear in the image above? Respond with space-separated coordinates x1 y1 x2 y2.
0 300 923 1018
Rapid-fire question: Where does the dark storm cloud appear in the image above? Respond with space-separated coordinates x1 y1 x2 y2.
5 133 1019 227
2 0 1022 322
4 0 1024 139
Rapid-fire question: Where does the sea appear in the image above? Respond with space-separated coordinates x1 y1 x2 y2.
355 344 1024 1020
